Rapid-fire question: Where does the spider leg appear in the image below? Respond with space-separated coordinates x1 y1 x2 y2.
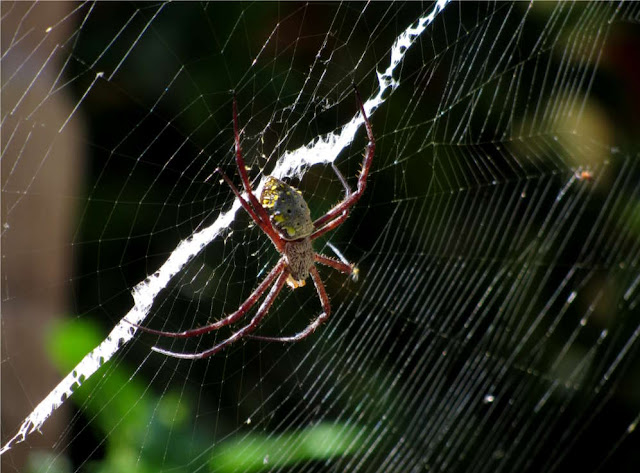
310 210 349 240
151 270 289 359
248 266 331 343
232 95 276 230
315 253 353 275
127 259 286 338
331 163 352 198
313 86 375 229
308 164 353 241
210 167 284 250
325 243 359 281
208 168 263 227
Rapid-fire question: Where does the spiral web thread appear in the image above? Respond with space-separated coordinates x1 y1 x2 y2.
1 2 639 472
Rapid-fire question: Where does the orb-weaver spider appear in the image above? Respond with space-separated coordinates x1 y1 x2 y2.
133 87 374 359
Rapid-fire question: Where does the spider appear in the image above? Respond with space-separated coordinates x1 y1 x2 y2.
133 87 374 359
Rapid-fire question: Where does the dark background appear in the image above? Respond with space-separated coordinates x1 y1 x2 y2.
2 2 639 472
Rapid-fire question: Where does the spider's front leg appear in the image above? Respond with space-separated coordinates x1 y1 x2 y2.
151 270 290 359
127 259 286 339
249 267 331 343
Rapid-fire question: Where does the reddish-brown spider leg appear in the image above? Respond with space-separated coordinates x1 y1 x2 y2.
151 270 289 359
127 259 286 338
211 167 284 251
310 164 352 240
331 163 352 198
208 168 262 226
316 251 358 282
313 86 375 229
232 96 275 230
310 210 349 240
248 266 331 343
314 253 353 275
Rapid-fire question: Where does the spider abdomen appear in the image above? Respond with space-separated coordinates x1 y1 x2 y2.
284 238 314 287
261 176 314 240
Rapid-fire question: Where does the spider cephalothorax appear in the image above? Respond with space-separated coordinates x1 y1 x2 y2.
131 87 374 359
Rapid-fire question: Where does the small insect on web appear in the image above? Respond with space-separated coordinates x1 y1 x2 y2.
129 86 375 359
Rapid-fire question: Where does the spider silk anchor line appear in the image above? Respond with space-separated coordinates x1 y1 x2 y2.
0 0 449 454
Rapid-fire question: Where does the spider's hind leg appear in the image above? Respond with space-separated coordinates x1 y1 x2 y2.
331 163 351 198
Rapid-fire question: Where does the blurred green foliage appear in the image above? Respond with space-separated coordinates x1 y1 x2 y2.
31 318 363 472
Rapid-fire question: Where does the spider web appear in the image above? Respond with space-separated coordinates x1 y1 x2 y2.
2 2 640 472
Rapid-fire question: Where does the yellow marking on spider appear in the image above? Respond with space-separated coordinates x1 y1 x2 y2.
286 275 306 289
131 89 373 360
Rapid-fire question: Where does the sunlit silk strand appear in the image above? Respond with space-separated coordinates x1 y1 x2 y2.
0 0 449 455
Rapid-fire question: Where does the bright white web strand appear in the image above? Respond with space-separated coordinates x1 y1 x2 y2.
273 1 448 179
0 0 449 455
